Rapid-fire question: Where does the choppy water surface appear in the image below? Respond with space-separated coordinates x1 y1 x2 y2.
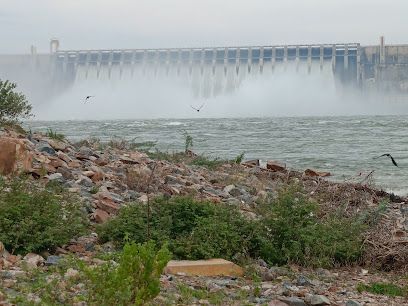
24 116 408 196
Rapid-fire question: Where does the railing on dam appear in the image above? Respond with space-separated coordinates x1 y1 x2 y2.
54 44 360 79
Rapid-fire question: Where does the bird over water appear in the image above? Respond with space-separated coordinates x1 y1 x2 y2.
190 103 204 112
378 153 398 167
84 96 95 104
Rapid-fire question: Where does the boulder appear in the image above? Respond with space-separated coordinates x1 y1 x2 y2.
57 167 75 180
267 161 287 172
163 259 244 277
47 156 67 168
94 209 110 223
57 151 72 163
95 199 120 214
0 137 34 175
36 141 56 155
304 169 331 177
48 140 66 151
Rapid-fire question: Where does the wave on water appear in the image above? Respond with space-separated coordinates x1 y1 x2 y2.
166 122 183 126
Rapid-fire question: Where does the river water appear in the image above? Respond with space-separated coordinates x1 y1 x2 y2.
23 116 408 196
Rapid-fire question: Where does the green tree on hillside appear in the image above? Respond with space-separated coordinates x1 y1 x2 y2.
0 79 33 124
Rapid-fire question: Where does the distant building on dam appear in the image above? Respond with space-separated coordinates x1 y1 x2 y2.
0 37 407 103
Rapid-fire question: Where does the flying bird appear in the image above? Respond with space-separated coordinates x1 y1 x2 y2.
190 103 204 112
378 153 398 167
84 96 95 104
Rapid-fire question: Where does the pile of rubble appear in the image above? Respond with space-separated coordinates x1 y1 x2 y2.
1 125 408 305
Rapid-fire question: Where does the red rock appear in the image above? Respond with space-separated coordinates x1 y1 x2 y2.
267 161 286 172
94 209 110 223
67 245 84 253
0 137 34 175
3 125 22 138
23 253 45 266
6 254 20 264
55 247 68 256
89 166 104 182
68 161 81 168
244 159 260 166
94 158 108 166
47 156 67 168
96 200 120 214
305 169 331 177
57 151 72 163
49 140 66 151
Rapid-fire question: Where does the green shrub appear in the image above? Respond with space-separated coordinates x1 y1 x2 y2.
97 187 373 268
79 240 171 305
0 177 89 255
183 131 193 153
97 196 264 260
190 155 224 170
258 184 368 268
45 128 65 141
357 282 408 297
0 79 33 125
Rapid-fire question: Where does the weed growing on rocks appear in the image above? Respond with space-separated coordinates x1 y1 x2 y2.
78 240 171 305
45 128 65 141
0 177 89 255
98 186 380 269
257 184 368 268
97 196 264 260
357 282 408 297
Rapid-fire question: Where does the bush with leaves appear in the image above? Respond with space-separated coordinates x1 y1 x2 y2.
97 187 377 268
79 240 171 305
97 196 265 260
0 79 33 125
257 184 368 267
0 177 89 255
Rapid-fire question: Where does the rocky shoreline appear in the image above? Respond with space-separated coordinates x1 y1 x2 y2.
1 125 408 305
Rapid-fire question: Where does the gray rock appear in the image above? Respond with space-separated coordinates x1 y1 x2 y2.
125 190 142 200
109 192 124 203
215 280 230 287
229 187 242 197
258 258 268 267
78 177 94 188
310 295 331 305
269 266 286 275
1 272 13 279
345 300 361 306
36 141 56 155
85 242 96 252
227 198 241 205
27 134 38 145
278 297 307 306
45 255 61 266
229 293 239 299
48 173 63 180
262 272 275 281
84 161 95 168
296 275 312 287
224 185 236 193
254 297 271 304
282 281 292 287
79 146 94 156
57 167 75 180
204 187 221 195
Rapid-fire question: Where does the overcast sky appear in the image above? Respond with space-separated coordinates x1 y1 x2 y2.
1 0 407 54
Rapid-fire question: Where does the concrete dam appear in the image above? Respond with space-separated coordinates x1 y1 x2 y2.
0 39 408 104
